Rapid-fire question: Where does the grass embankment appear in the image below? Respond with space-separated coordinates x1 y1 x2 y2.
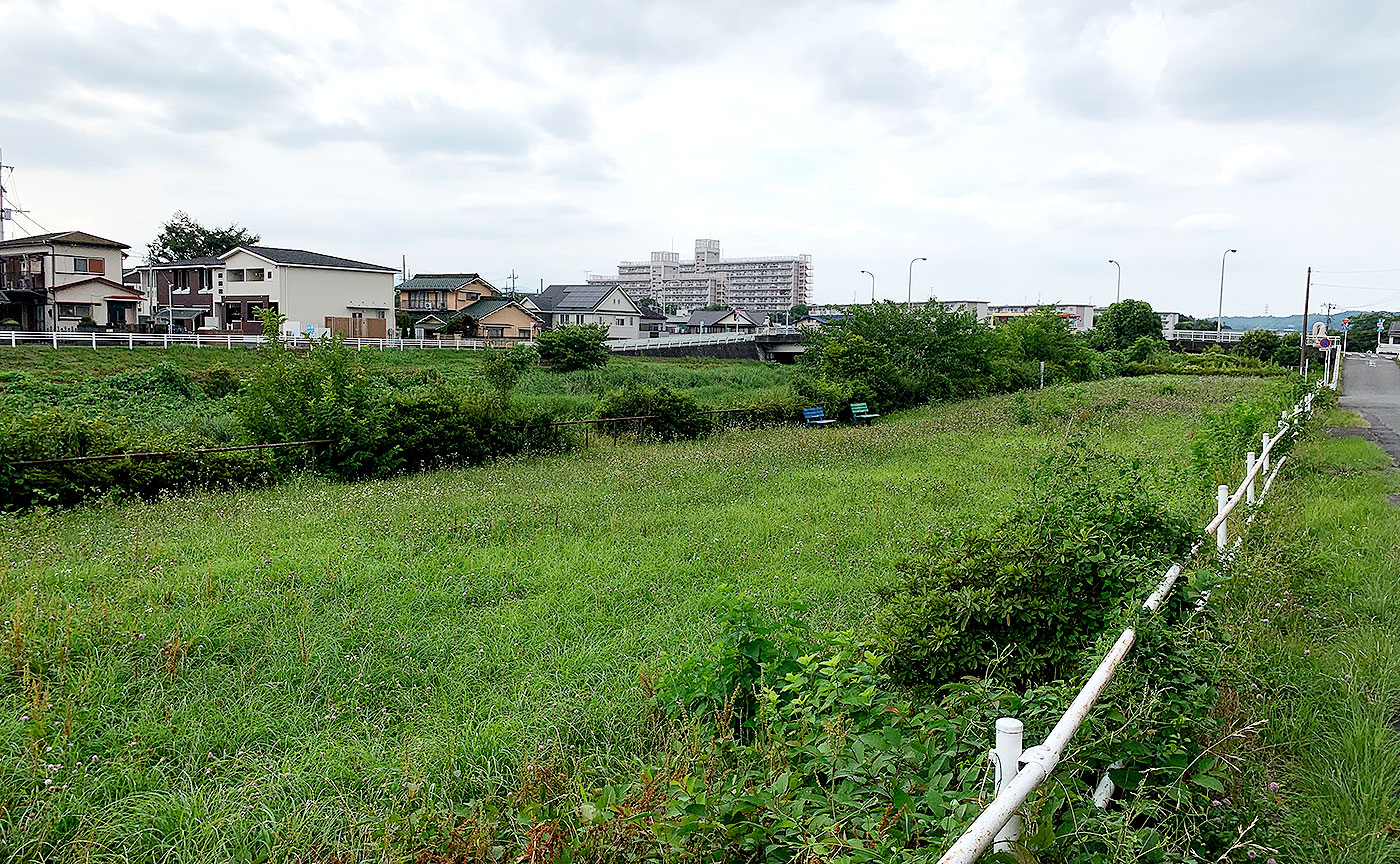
0 346 794 424
0 376 1272 861
1201 415 1400 862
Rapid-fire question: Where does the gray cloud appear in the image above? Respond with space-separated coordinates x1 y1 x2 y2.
1029 54 1141 119
811 30 943 109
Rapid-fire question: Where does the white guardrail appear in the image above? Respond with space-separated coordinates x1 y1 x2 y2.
939 382 1324 862
608 332 757 351
0 331 526 351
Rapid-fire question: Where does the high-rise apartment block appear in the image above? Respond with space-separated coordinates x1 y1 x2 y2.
597 239 812 312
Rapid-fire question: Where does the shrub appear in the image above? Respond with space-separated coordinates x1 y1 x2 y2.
382 385 565 473
193 364 243 398
480 350 524 405
878 443 1193 687
536 324 611 372
1234 329 1284 363
1092 299 1163 350
593 384 711 441
238 311 389 479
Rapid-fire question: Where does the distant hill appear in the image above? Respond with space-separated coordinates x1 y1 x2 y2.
1209 310 1392 332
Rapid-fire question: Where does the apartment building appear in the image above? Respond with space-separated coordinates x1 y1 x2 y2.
598 239 812 312
988 303 1097 332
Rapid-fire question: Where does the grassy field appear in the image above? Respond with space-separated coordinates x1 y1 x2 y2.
0 346 795 427
1202 415 1400 862
0 375 1279 861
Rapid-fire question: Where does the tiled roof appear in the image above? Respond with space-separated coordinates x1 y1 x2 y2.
399 274 487 290
0 230 129 250
449 298 542 324
231 245 395 272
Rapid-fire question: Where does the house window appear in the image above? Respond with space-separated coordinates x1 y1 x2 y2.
616 318 625 326
73 258 88 274
57 303 92 318
174 271 191 291
226 304 242 323
245 269 265 282
228 269 245 282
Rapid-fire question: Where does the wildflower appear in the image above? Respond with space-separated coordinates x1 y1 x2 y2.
1269 782 1280 791
1211 799 1221 807
1304 649 1311 655
1249 852 1257 859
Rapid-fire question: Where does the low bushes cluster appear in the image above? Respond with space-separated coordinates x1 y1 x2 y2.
878 443 1193 687
592 384 712 441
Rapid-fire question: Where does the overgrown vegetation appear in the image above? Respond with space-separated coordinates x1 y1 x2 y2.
1 375 1295 862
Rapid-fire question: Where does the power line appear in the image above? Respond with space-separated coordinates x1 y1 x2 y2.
1310 282 1400 291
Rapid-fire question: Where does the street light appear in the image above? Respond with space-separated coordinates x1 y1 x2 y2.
1216 249 1238 334
860 270 875 304
1108 259 1121 303
907 257 927 310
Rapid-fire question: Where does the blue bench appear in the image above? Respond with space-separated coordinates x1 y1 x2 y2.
850 403 880 425
802 406 837 427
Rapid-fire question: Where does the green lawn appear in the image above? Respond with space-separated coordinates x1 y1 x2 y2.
0 375 1277 861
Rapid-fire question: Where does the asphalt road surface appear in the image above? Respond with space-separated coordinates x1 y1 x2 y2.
1339 352 1400 462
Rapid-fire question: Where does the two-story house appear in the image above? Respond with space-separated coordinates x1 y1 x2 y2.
397 273 500 330
217 245 397 336
136 256 225 331
524 283 645 339
0 231 140 330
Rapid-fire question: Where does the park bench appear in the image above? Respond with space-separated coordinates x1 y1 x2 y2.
850 403 880 425
801 406 837 427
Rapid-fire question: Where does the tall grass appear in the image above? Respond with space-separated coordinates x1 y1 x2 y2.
0 375 1275 861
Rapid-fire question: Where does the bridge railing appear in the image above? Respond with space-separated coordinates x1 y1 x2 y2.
608 332 757 351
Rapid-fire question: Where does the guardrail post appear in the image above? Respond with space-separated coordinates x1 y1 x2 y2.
1246 452 1257 504
1216 485 1229 548
992 717 1024 852
163 333 169 349
53 331 58 349
128 333 134 350
91 332 97 350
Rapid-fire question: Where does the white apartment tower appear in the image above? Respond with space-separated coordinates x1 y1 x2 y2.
603 239 812 312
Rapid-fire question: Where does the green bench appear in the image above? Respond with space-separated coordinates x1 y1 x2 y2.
850 403 880 425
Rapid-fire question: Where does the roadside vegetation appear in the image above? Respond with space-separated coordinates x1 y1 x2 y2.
4 374 1322 862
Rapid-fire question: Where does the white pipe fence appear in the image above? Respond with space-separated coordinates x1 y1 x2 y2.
939 383 1321 863
0 330 533 351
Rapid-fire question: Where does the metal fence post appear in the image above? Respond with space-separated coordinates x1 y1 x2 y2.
992 718 1023 852
1216 485 1229 547
1246 452 1257 504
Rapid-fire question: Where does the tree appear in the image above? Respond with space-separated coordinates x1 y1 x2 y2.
995 308 1096 381
146 211 260 264
1092 299 1163 350
789 304 810 320
1235 329 1284 363
701 303 729 312
480 347 536 405
536 324 611 372
1175 315 1220 331
636 297 661 312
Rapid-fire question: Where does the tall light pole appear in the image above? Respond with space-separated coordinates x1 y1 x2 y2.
860 270 875 305
1108 259 1121 303
1216 249 1237 335
907 257 927 310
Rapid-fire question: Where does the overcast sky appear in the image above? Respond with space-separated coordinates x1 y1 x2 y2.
3 0 1399 316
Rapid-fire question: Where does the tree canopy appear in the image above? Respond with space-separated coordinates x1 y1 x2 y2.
1340 311 1396 352
1092 299 1163 350
146 211 260 264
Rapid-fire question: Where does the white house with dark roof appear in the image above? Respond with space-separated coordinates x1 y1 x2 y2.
524 283 644 339
0 230 140 330
683 309 762 334
217 245 397 335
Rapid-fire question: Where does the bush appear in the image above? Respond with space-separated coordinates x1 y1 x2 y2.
382 385 564 473
593 384 712 441
238 312 389 479
536 324 611 372
1092 299 1163 350
878 443 1193 687
194 364 243 398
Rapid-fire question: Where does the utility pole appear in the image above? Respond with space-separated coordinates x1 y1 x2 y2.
508 269 518 299
0 148 6 243
1300 267 1311 373
1321 302 1337 332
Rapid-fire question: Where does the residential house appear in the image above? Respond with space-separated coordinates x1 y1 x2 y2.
136 256 225 331
1379 322 1400 357
396 273 501 332
683 309 762 334
0 231 140 330
218 245 397 336
524 283 644 339
935 299 990 322
637 304 666 338
794 314 845 330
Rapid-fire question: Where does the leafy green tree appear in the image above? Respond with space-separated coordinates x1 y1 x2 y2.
536 324 611 372
994 307 1096 382
788 304 810 320
146 211 260 263
1235 329 1284 363
818 332 908 407
1174 315 1220 331
701 303 729 312
1092 299 1163 350
479 344 538 405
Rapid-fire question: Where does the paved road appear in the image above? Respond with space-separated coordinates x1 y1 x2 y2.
1339 353 1400 462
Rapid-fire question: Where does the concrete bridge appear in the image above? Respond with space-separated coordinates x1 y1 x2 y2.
607 330 807 362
